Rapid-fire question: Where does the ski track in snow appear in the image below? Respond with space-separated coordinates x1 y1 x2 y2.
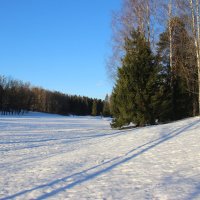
0 112 200 200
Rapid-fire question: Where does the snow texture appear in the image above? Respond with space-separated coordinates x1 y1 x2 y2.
0 112 200 200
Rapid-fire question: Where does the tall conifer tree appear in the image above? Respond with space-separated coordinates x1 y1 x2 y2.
111 30 160 128
92 100 97 116
103 94 111 117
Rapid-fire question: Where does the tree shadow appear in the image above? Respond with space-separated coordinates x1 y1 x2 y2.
1 118 200 200
152 169 200 200
0 128 131 153
186 185 200 200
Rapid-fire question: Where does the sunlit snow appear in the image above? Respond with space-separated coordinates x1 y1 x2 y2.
0 112 200 199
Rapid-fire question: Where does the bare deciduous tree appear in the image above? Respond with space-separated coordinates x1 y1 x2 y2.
107 0 158 81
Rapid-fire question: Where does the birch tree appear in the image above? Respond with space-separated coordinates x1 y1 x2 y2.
188 0 200 114
108 0 157 81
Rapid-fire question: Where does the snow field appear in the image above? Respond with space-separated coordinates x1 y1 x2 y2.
0 113 200 199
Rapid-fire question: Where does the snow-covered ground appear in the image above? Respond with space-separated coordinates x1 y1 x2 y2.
0 112 200 200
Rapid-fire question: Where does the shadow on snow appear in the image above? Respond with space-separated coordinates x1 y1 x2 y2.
1 119 200 200
0 128 133 153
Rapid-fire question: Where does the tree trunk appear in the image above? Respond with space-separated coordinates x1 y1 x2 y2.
169 0 173 74
189 0 200 114
196 0 200 114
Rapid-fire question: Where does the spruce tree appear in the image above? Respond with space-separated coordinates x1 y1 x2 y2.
103 94 111 117
157 17 197 120
111 30 160 128
92 100 97 116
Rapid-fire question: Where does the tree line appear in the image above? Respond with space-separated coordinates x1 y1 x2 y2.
109 0 200 128
0 75 110 116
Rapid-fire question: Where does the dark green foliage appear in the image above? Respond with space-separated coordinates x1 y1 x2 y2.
111 30 161 128
92 100 97 116
103 94 111 117
157 17 198 120
0 75 104 116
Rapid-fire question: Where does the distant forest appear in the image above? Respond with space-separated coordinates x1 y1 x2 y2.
0 75 110 116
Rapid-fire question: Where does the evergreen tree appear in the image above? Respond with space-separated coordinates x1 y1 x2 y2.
96 99 103 116
91 100 97 116
111 30 160 128
157 17 197 120
103 94 111 117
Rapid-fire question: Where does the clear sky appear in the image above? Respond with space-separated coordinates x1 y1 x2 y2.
0 0 121 99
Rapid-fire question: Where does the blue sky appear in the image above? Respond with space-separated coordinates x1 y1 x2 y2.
0 0 121 99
